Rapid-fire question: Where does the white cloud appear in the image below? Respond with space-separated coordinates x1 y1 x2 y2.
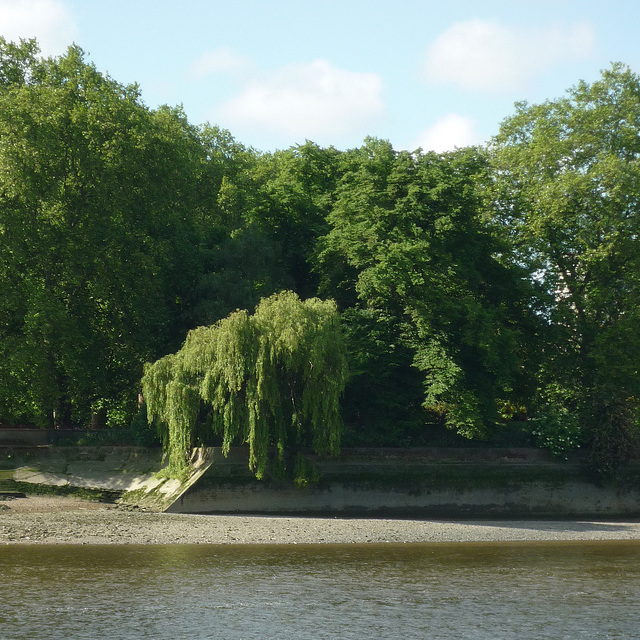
215 59 385 141
424 19 595 92
188 47 253 80
413 114 481 153
0 0 77 57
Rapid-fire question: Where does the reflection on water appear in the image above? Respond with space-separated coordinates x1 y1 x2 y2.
1 541 639 639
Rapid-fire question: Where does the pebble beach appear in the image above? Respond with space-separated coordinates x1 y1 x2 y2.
2 495 640 545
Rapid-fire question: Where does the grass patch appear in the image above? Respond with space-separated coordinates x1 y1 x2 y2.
0 469 16 481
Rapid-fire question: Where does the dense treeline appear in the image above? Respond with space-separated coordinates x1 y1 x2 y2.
1 40 639 471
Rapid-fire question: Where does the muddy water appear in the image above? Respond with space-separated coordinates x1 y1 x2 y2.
1 541 639 639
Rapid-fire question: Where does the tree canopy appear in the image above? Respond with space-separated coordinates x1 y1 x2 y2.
315 140 537 439
0 37 637 474
491 63 640 470
0 40 233 427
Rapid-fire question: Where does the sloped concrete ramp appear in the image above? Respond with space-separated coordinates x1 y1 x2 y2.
3 446 214 512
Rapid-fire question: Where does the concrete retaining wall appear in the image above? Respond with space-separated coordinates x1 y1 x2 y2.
168 479 640 517
4 444 640 517
167 448 640 518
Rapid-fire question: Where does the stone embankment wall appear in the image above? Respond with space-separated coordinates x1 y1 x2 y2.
167 447 640 518
2 441 640 517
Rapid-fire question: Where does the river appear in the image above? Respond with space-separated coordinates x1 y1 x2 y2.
1 541 638 639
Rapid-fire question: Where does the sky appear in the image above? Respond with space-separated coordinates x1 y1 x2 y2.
1 0 639 153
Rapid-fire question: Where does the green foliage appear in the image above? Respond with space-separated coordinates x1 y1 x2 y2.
2 38 638 471
0 37 42 86
531 405 581 460
247 142 341 299
142 292 348 478
292 453 321 488
337 308 426 446
190 225 290 326
587 398 638 476
0 40 218 427
316 140 537 439
491 63 640 470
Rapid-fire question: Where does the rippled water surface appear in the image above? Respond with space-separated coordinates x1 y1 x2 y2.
1 540 639 639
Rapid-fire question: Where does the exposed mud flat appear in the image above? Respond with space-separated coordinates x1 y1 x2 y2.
2 495 640 545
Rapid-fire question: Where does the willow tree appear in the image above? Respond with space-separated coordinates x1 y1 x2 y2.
142 292 348 478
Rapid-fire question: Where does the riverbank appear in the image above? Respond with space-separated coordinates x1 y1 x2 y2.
5 445 640 518
2 495 640 544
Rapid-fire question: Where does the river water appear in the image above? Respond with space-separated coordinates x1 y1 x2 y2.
1 541 639 639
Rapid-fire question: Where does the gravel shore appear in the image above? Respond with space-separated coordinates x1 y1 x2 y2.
1 495 640 545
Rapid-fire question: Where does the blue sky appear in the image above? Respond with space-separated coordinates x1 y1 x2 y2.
1 0 639 152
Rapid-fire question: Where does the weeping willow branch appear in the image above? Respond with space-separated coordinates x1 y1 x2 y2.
142 291 348 478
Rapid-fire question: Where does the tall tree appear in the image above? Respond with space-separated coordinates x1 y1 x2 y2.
0 42 207 427
491 63 640 470
316 139 537 439
190 141 344 329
